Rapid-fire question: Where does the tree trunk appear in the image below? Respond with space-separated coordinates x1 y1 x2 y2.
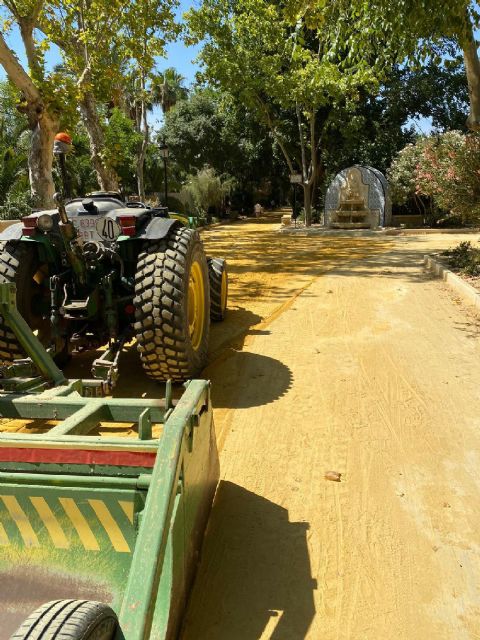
462 17 480 131
136 94 149 201
0 32 58 207
303 181 313 227
79 92 119 192
29 114 57 208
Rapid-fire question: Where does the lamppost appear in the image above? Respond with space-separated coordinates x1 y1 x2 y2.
158 142 169 208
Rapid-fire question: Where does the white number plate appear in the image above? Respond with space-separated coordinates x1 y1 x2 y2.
72 217 122 242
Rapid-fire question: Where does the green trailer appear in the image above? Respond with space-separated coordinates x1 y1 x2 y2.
0 282 219 639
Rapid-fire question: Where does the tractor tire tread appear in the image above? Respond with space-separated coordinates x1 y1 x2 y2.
134 226 210 382
207 257 228 321
0 240 26 361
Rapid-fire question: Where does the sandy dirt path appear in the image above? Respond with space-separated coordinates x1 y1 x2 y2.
178 220 480 639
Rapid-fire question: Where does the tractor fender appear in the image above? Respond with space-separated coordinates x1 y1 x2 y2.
137 217 182 241
0 222 23 241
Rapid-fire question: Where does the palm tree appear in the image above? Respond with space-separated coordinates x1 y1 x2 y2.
151 68 188 114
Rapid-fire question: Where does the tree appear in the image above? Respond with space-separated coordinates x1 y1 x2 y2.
161 88 288 206
0 1 64 206
292 0 480 130
0 0 179 203
38 0 176 192
112 7 180 199
152 67 188 114
0 81 31 216
318 63 469 186
187 0 379 225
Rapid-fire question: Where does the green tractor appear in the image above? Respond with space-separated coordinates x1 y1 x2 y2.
0 142 227 389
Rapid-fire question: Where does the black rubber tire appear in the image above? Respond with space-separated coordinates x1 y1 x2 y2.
207 258 228 321
0 240 50 362
134 226 210 382
11 599 117 640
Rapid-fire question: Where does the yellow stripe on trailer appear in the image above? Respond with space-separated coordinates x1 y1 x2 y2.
88 499 130 553
59 497 100 551
0 522 9 546
119 500 134 524
1 495 39 548
30 496 70 550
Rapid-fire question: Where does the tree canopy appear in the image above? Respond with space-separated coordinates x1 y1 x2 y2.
187 0 381 224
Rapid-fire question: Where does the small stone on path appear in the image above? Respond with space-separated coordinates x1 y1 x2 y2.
325 471 342 482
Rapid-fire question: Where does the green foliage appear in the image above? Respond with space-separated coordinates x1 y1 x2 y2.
397 63 469 131
181 167 235 220
0 189 34 220
415 131 480 221
388 141 428 206
0 81 31 216
292 0 472 71
389 131 480 223
151 68 188 114
165 195 184 213
60 130 98 196
441 241 480 276
104 109 143 192
187 0 384 225
161 89 285 198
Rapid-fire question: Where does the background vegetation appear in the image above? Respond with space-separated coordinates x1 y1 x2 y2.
0 0 479 225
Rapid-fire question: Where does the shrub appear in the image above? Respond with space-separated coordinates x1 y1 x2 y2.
390 131 480 225
181 167 235 220
415 131 480 223
441 241 480 276
0 188 33 220
388 141 428 206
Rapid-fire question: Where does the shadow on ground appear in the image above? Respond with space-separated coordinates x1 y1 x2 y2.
181 481 316 640
205 350 293 409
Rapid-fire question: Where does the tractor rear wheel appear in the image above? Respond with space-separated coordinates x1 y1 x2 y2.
11 599 117 640
207 258 228 321
0 240 51 362
134 226 210 382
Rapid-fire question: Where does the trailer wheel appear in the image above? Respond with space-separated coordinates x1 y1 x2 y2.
0 240 51 362
207 258 228 321
134 226 210 381
11 599 117 640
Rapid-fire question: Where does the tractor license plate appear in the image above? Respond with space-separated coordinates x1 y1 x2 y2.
72 217 122 242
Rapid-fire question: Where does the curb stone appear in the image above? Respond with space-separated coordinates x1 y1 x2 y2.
424 254 480 311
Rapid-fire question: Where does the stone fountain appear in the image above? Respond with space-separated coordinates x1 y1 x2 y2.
329 168 371 229
324 165 391 230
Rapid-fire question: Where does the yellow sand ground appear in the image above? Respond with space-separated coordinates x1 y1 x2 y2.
178 217 480 640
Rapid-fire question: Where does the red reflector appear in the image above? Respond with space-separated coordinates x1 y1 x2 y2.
22 217 37 228
118 216 136 236
125 304 135 315
119 216 136 227
22 227 36 236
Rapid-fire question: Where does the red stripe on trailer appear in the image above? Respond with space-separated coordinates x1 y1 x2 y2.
0 448 156 467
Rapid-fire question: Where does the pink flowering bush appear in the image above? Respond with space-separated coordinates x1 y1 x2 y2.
389 131 480 224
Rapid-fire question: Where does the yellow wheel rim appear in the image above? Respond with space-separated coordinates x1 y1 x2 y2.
220 269 228 313
188 260 206 351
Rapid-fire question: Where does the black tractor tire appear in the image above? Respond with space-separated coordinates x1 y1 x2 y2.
207 258 228 321
0 240 51 363
11 599 117 640
134 226 210 382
